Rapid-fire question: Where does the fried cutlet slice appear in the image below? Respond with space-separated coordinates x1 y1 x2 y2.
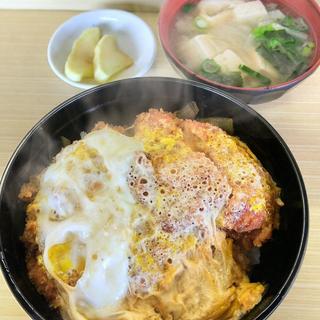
181 118 282 247
134 109 282 247
20 181 61 308
130 109 232 294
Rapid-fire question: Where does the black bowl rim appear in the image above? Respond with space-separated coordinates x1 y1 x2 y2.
0 77 309 320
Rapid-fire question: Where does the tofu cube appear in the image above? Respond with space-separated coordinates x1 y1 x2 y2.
179 35 225 70
214 49 244 73
206 10 234 27
250 50 281 80
233 1 268 24
198 0 245 16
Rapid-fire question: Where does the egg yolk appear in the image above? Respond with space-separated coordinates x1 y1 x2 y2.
48 241 85 286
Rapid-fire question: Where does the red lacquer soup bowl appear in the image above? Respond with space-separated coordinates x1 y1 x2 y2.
159 0 320 104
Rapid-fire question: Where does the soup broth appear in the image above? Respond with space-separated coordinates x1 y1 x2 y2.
172 0 315 88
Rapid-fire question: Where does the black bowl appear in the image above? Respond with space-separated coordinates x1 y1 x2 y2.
0 77 308 320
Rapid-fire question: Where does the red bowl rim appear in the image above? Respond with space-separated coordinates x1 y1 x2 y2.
159 0 320 92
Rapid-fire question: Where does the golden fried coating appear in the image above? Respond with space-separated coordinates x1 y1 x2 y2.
134 109 282 247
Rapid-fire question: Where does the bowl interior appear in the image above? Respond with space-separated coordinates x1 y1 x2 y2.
48 9 156 89
0 78 308 320
159 0 320 93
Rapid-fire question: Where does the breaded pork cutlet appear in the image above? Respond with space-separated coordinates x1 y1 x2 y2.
134 109 282 247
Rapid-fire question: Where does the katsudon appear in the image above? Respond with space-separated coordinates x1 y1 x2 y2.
20 108 282 320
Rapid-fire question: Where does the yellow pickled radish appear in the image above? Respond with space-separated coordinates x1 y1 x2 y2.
65 27 101 82
94 34 133 82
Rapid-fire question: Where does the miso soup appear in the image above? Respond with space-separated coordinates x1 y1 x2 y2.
172 0 315 88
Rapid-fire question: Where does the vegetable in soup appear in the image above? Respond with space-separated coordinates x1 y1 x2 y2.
173 0 315 88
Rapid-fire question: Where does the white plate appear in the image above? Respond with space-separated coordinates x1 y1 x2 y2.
48 9 156 89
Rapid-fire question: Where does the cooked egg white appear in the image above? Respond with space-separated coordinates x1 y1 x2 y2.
34 127 143 319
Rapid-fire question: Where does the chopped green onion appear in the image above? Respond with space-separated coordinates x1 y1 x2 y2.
182 3 195 13
265 38 282 50
252 23 276 38
302 41 315 57
253 22 307 41
194 16 209 30
239 65 271 86
201 59 221 74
